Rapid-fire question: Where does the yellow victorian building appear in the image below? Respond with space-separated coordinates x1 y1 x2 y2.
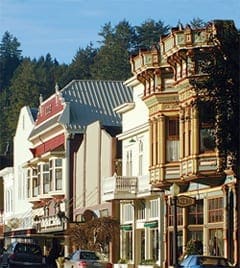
129 20 239 267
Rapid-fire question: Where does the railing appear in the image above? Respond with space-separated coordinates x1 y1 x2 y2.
103 174 138 195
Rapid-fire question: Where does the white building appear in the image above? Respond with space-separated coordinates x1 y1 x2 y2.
2 106 37 241
102 76 165 266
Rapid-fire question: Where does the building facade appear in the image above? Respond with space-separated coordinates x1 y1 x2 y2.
24 80 132 257
103 20 239 268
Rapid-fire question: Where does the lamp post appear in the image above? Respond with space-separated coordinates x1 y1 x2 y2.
170 183 180 268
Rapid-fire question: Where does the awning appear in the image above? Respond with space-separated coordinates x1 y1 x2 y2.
120 224 132 231
144 221 158 228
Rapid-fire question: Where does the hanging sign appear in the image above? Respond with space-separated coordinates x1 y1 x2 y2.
177 195 196 207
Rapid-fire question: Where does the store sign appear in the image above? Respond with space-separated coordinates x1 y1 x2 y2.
177 195 196 207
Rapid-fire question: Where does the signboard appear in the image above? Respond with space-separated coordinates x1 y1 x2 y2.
177 195 196 207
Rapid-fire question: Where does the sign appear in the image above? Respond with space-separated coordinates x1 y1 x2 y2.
177 195 196 207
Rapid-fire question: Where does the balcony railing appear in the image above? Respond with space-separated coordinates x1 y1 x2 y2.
102 174 153 202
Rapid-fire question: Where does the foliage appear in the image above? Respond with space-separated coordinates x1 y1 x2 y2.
135 19 170 50
184 239 203 255
189 20 240 172
189 17 207 29
67 217 119 253
0 31 22 91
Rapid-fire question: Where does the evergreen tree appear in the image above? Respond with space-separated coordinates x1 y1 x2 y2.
6 59 40 138
0 31 22 91
134 19 170 51
91 20 134 80
64 43 97 83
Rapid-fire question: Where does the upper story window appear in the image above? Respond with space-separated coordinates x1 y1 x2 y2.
126 150 133 176
166 117 180 162
150 199 159 218
138 140 143 176
122 203 133 223
50 158 63 191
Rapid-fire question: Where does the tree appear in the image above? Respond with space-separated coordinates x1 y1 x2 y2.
67 217 119 252
0 31 22 91
91 20 134 80
189 17 207 29
190 20 239 171
64 43 97 83
135 19 170 51
6 59 40 137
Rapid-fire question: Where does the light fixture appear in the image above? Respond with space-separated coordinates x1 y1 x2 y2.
129 138 136 143
170 183 180 268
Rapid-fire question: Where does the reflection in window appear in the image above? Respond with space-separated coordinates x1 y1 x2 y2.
122 230 132 260
208 197 223 223
188 199 203 225
166 117 179 162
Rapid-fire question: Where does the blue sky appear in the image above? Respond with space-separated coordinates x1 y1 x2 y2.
0 0 239 64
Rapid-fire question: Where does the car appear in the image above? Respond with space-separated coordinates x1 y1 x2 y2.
64 250 112 268
179 254 233 268
0 242 47 268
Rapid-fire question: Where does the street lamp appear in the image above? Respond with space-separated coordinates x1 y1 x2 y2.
170 183 180 268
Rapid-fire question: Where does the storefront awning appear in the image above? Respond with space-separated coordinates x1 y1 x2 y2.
120 224 132 231
144 221 158 228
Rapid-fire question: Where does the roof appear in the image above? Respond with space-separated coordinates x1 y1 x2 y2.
29 80 133 138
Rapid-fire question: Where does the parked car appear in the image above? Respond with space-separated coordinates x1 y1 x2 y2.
179 255 233 268
64 250 112 268
0 242 46 268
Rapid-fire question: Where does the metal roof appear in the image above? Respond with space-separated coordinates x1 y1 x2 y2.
30 80 133 137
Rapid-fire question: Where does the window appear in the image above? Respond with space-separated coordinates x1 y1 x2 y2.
122 230 133 260
150 229 159 261
199 102 216 152
150 199 159 218
208 197 223 223
126 151 133 176
42 163 50 194
136 201 145 220
188 199 203 225
166 117 180 162
209 229 224 256
122 203 133 222
50 158 63 191
168 204 183 226
138 141 143 176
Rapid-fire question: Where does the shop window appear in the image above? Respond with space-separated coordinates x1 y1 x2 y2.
168 204 183 226
208 197 223 223
166 117 180 162
209 229 224 256
122 230 133 260
150 228 159 261
188 199 203 224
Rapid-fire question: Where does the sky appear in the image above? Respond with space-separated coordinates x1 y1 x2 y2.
0 0 239 64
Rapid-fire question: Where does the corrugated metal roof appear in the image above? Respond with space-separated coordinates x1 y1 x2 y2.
30 80 133 137
59 80 133 132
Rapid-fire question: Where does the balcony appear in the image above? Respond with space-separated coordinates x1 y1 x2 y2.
102 174 153 202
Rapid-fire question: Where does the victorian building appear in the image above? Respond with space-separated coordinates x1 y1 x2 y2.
24 80 132 259
103 20 239 268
